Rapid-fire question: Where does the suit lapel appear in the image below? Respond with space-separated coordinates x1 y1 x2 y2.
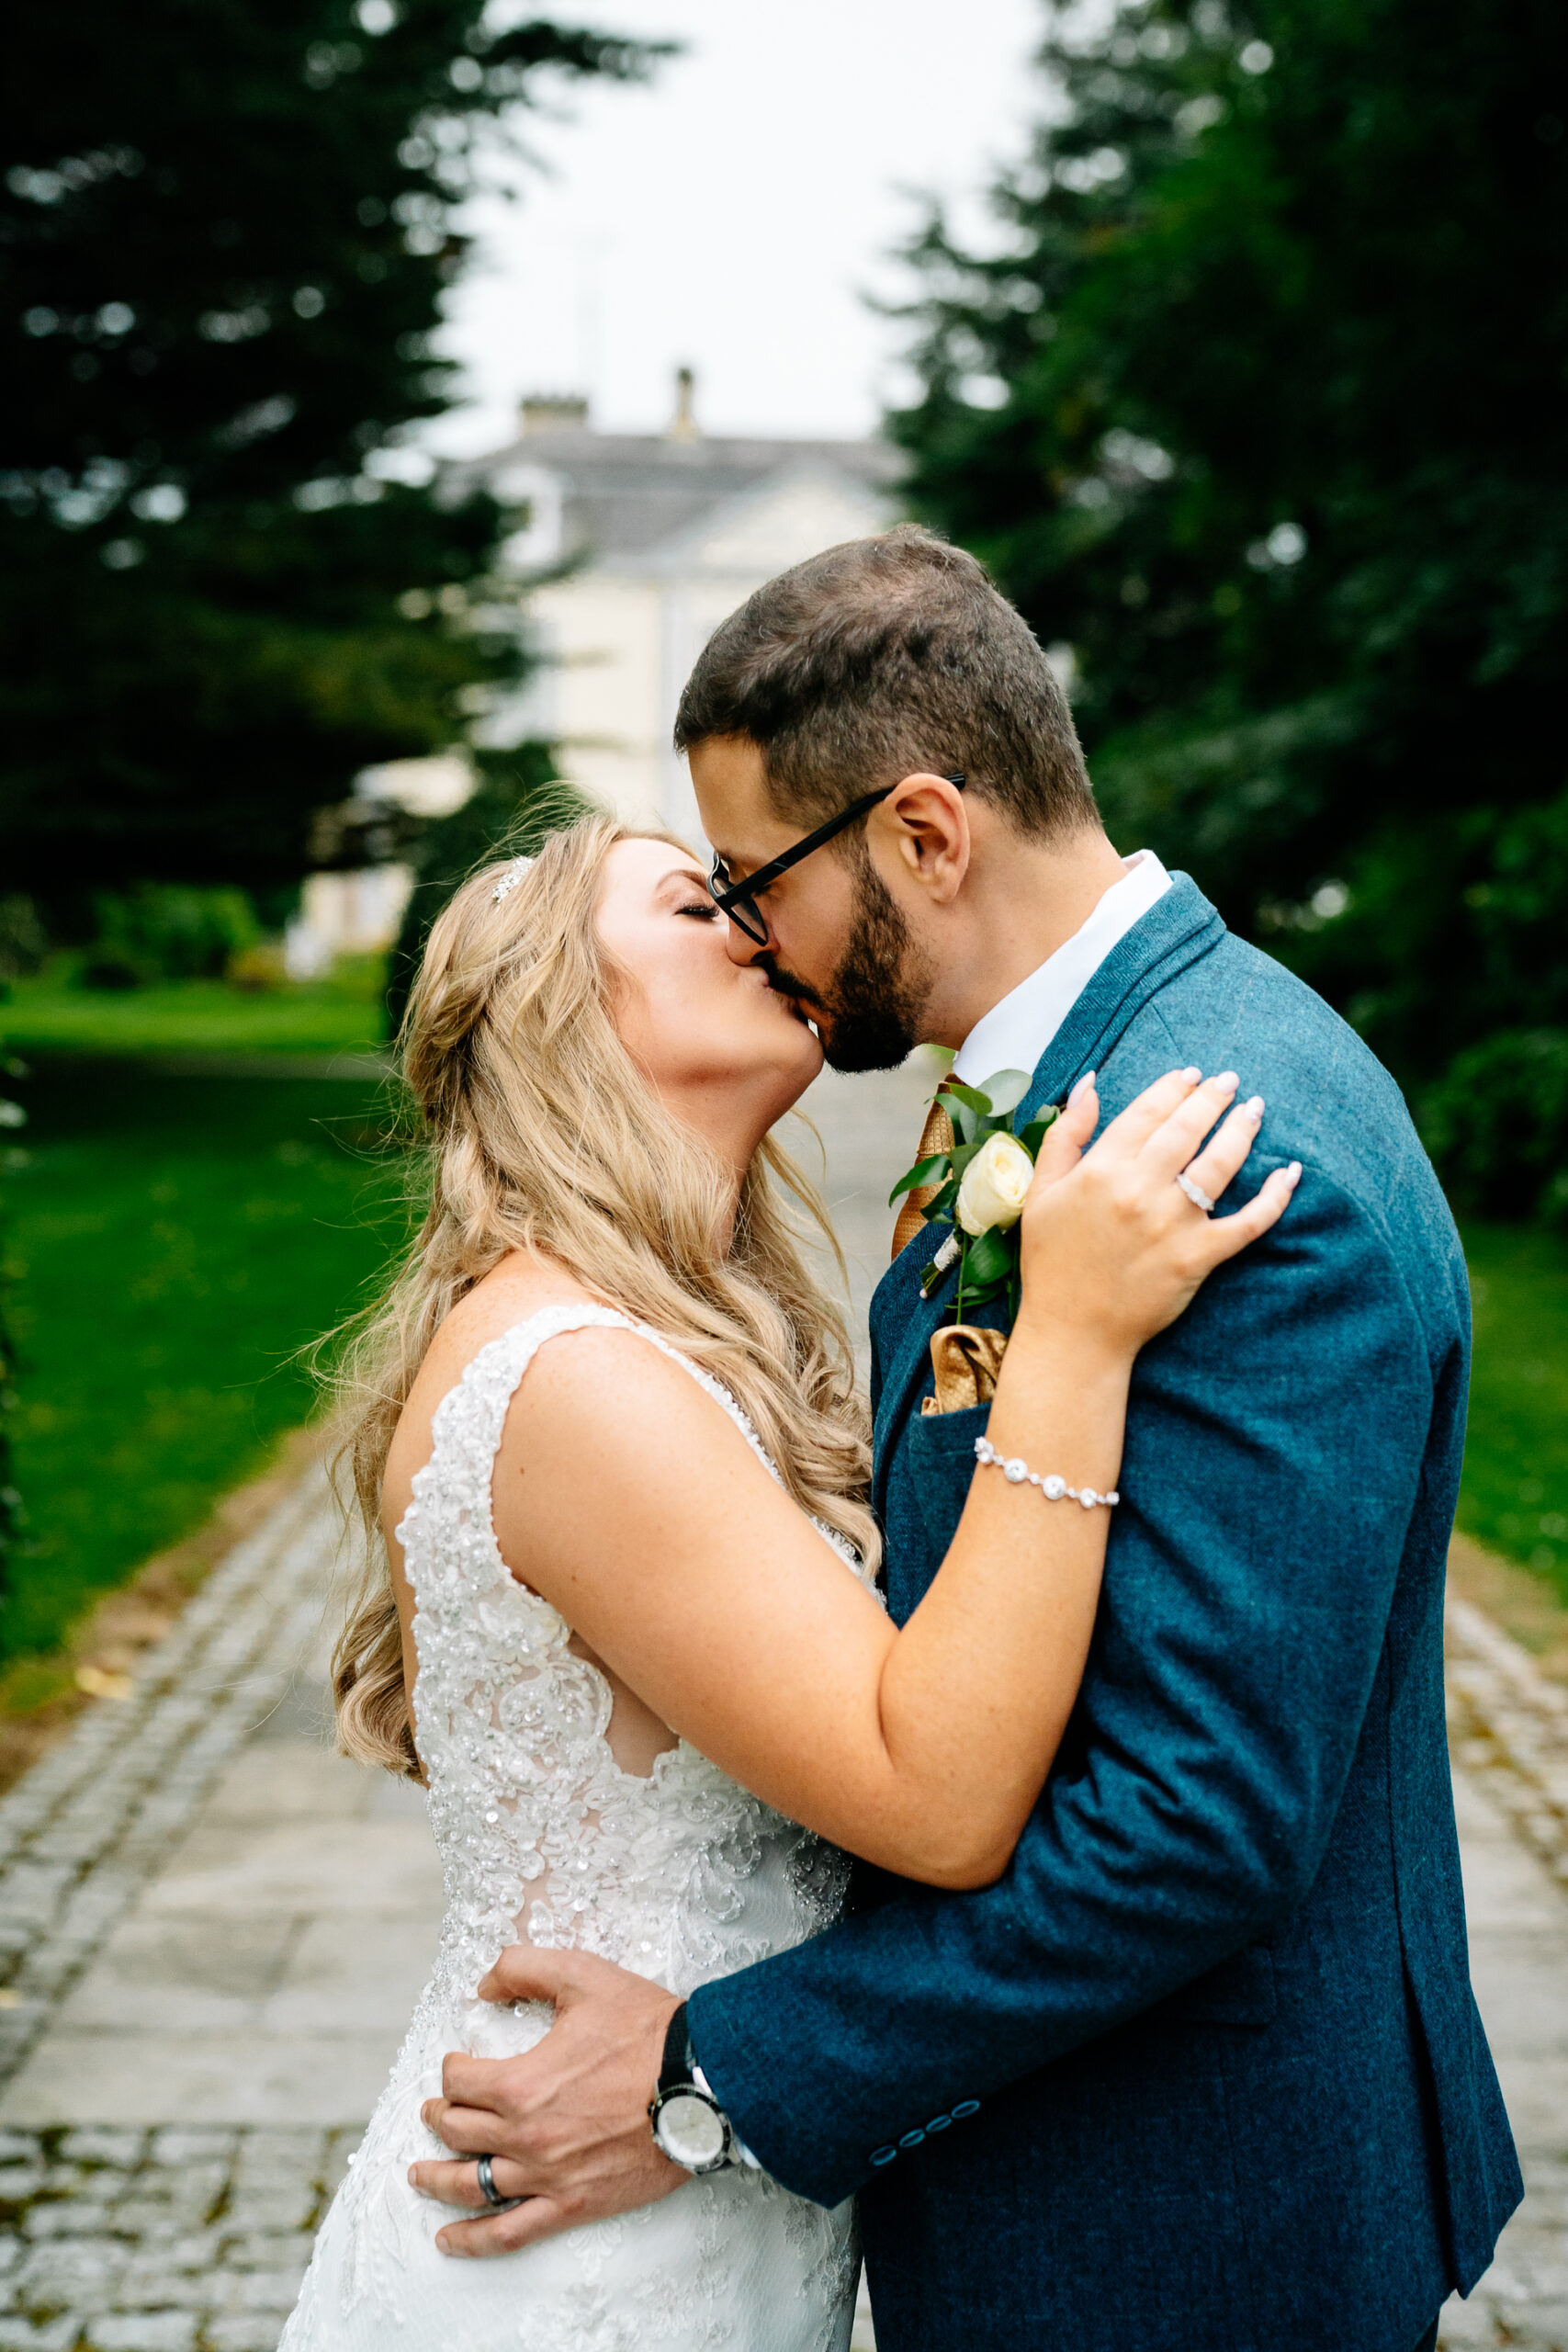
871 1243 942 1522
870 872 1226 1506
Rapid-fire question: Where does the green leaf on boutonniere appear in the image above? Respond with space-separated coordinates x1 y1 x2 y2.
888 1152 952 1207
948 1136 985 1177
1018 1107 1060 1156
964 1227 1012 1287
975 1069 1032 1115
941 1079 997 1120
921 1176 960 1221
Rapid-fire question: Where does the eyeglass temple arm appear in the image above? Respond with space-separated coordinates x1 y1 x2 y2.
711 773 965 910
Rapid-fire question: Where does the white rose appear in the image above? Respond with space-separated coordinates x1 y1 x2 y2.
955 1130 1035 1237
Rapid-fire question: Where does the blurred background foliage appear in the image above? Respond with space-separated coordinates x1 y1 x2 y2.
889 0 1568 1227
0 0 660 894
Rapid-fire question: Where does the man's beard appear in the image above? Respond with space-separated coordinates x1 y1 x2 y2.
764 851 932 1074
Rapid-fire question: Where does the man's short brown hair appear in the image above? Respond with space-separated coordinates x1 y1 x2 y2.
673 525 1097 840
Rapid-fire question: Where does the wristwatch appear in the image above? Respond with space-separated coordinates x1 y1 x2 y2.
649 2003 735 2175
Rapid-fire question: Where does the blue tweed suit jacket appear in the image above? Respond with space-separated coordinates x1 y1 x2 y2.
689 876 1520 2352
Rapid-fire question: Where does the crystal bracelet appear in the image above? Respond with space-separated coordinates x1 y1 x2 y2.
974 1432 1120 1510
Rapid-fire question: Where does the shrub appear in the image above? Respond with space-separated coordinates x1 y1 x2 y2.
0 899 48 986
226 943 288 994
80 887 261 989
1420 1030 1568 1226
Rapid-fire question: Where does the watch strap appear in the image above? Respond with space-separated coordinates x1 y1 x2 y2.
659 2001 693 2097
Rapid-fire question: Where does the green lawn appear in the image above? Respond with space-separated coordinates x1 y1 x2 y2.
1 958 387 1058
1 1054 410 1663
1459 1221 1568 1607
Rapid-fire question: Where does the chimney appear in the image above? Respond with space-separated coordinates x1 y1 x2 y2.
666 365 699 443
520 393 589 435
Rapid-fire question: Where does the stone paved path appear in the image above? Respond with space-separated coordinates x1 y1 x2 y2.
0 1054 1563 2348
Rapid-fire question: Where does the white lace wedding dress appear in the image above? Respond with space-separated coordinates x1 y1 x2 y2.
279 1306 863 2352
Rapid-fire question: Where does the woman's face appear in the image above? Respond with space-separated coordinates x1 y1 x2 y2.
596 837 824 1162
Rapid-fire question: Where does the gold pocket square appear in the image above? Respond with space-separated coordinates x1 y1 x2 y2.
920 1325 1009 1416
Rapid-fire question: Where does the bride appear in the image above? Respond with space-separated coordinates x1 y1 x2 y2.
280 814 1293 2350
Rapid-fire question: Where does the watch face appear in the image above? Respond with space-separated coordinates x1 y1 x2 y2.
657 2091 727 2171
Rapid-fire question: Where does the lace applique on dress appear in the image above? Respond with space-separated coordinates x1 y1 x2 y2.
279 1304 868 2352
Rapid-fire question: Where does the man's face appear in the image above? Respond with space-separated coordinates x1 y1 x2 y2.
689 734 932 1072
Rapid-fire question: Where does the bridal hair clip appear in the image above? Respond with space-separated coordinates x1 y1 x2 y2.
491 854 534 906
974 1431 1119 1510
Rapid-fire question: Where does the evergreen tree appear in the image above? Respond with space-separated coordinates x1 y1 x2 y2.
891 0 1568 1216
0 0 663 890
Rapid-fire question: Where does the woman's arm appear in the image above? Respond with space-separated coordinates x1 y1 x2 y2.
488 1069 1296 1889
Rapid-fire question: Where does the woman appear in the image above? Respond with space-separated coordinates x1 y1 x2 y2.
281 816 1296 2351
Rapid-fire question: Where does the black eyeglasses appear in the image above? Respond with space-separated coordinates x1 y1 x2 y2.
707 774 966 946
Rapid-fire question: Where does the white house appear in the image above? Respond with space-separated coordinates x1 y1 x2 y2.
291 379 900 963
464 373 901 840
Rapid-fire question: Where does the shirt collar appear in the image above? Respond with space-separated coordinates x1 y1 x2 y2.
951 850 1173 1088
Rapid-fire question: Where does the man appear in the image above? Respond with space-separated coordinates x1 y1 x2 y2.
411 528 1518 2350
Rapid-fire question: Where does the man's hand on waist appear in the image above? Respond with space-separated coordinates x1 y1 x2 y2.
412 1945 683 2258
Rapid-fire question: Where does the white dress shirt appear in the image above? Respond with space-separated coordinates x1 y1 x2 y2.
951 850 1173 1087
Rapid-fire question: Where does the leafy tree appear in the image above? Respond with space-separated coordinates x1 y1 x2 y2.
0 0 664 891
890 0 1568 1213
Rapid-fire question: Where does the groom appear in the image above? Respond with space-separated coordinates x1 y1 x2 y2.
411 528 1519 2349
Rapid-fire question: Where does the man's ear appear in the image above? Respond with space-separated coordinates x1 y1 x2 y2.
872 773 970 904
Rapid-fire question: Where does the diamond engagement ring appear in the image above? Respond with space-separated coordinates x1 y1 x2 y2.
1176 1170 1216 1215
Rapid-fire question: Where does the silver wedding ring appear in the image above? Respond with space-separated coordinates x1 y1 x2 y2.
1176 1170 1216 1215
476 2153 502 2209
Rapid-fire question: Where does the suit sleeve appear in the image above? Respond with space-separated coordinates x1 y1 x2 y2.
687 1164 1444 2207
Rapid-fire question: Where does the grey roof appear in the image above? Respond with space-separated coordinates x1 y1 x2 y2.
457 426 903 564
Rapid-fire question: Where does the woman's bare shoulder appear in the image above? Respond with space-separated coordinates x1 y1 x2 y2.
424 1250 596 1383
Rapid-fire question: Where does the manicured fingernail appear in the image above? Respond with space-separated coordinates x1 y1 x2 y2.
1246 1095 1265 1118
1069 1069 1096 1102
1182 1067 1201 1083
1287 1160 1303 1183
1215 1070 1238 1091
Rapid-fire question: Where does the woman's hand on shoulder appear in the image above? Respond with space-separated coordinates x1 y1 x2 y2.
1016 1068 1301 1358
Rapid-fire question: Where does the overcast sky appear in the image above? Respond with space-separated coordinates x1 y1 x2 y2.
427 0 1047 455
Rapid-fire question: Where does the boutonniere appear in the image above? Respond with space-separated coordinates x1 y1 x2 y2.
889 1069 1061 1326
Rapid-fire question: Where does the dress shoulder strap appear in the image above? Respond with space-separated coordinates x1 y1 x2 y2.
431 1301 781 1482
401 1306 784 1583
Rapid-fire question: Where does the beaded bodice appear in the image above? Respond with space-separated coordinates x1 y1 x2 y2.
400 1305 873 2023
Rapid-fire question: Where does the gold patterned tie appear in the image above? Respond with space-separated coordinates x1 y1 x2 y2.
891 1092 956 1261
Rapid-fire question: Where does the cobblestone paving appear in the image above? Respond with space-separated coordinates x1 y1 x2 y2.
0 1472 369 2346
0 1472 337 2101
0 1057 1562 2348
1448 1593 1568 1893
0 2125 349 2351
1441 1601 1568 2352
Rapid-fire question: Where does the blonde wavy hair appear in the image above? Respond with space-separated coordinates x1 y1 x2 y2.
328 812 878 1775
